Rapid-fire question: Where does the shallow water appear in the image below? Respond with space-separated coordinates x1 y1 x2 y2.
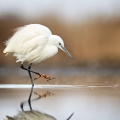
1 67 120 119
1 84 120 120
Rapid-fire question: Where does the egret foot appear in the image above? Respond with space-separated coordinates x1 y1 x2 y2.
34 91 55 98
34 74 56 82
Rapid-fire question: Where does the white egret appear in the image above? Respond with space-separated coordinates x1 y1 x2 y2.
3 24 74 110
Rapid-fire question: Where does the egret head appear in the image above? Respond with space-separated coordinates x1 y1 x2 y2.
49 35 74 60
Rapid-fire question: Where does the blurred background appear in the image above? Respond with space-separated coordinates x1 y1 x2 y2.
0 0 120 85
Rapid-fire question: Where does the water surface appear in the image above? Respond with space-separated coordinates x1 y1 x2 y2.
1 84 120 120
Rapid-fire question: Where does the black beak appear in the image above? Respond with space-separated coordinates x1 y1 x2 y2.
60 44 74 60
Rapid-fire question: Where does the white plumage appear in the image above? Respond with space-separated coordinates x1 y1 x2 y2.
3 24 73 64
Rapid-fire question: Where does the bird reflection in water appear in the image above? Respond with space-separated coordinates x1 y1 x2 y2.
5 90 74 120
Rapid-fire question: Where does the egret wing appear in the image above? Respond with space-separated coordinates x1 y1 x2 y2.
3 24 52 54
16 35 48 55
27 45 58 63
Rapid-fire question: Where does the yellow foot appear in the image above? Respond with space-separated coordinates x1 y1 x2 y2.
34 91 55 98
34 73 56 82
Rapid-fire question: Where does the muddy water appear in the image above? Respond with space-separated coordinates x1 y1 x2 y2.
1 85 120 120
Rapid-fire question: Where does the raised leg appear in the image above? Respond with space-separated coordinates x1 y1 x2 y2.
20 64 40 75
34 73 56 82
20 64 55 81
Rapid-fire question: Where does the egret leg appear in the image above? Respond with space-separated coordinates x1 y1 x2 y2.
20 63 34 111
20 64 55 81
20 63 55 110
34 74 55 82
20 64 40 75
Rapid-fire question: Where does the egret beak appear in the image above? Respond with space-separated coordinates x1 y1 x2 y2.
59 44 74 60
